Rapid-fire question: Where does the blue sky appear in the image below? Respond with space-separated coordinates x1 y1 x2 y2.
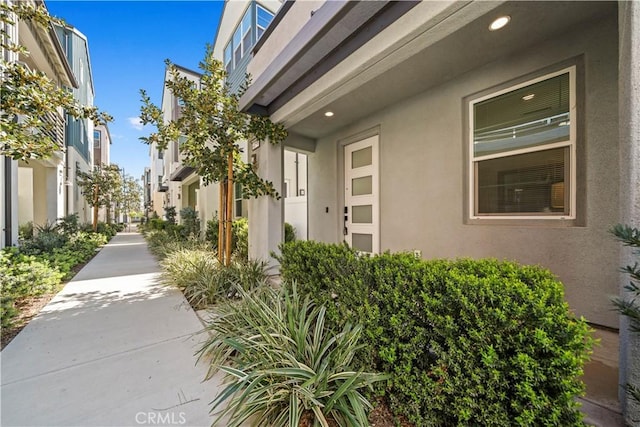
46 0 224 182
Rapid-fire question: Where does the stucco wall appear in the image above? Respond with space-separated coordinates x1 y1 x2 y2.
308 14 619 328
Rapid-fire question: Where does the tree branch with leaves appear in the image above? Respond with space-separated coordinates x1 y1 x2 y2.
139 45 287 265
1 1 112 161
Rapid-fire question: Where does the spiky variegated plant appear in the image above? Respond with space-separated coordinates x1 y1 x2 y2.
611 224 640 405
199 284 388 427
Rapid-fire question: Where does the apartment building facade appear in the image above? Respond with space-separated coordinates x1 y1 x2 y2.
1 0 78 246
53 23 96 224
238 1 640 422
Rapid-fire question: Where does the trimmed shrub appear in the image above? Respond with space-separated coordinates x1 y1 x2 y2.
232 217 248 260
180 206 200 238
278 241 594 426
205 216 248 259
276 240 371 334
284 222 296 243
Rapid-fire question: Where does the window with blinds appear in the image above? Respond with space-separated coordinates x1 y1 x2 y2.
470 68 575 217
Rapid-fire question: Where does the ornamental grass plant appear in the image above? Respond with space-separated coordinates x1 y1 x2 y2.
159 248 267 309
198 284 388 427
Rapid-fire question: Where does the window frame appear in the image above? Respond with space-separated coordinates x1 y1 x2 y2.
468 66 577 220
256 4 274 40
224 3 275 74
234 181 243 217
93 130 101 149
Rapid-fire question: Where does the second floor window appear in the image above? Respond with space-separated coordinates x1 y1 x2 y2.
224 3 275 75
93 130 101 148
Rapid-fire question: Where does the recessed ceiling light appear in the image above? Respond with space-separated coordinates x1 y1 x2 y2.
324 111 334 117
489 15 510 31
522 93 535 101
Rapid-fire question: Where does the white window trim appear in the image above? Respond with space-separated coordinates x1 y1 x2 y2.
468 66 577 220
256 4 274 35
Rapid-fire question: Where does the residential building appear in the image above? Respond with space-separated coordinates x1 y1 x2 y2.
157 64 201 222
142 167 152 219
195 0 281 231
1 0 77 247
239 1 639 422
93 124 111 167
53 22 95 224
92 124 111 222
148 141 166 218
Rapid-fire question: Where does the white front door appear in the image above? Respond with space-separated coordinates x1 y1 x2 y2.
344 135 379 253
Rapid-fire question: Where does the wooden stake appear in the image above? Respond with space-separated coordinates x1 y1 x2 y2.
225 152 234 266
218 181 224 264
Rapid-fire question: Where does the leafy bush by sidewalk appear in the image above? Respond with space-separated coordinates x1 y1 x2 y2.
199 284 388 427
1 225 111 329
277 241 594 426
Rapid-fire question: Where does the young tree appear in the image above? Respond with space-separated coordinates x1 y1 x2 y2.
139 45 287 265
120 174 143 224
77 164 121 231
1 2 112 161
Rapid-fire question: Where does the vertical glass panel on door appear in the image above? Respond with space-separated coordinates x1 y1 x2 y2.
352 146 372 168
352 205 373 223
352 176 372 196
352 233 373 253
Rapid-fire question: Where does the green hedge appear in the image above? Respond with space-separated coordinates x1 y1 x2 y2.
277 241 593 426
1 230 109 328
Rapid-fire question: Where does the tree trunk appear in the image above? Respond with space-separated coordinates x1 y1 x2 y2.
106 204 111 224
225 152 234 266
93 185 99 232
218 181 225 264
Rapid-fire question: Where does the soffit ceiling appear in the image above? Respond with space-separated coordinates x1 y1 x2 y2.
287 1 616 140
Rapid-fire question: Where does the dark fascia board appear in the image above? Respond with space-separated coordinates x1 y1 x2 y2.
252 0 295 54
48 26 78 88
240 1 419 114
268 1 419 115
39 0 77 87
239 0 357 111
170 165 196 182
172 63 203 78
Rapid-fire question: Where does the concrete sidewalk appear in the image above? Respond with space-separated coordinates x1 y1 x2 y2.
1 233 222 427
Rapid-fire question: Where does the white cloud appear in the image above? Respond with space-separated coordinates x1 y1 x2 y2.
128 117 144 131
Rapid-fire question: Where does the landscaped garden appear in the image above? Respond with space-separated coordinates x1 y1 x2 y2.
0 214 121 348
143 210 596 427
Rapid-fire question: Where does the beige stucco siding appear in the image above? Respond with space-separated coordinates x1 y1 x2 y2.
309 14 619 328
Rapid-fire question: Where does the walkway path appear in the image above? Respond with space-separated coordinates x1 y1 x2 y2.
1 232 222 427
